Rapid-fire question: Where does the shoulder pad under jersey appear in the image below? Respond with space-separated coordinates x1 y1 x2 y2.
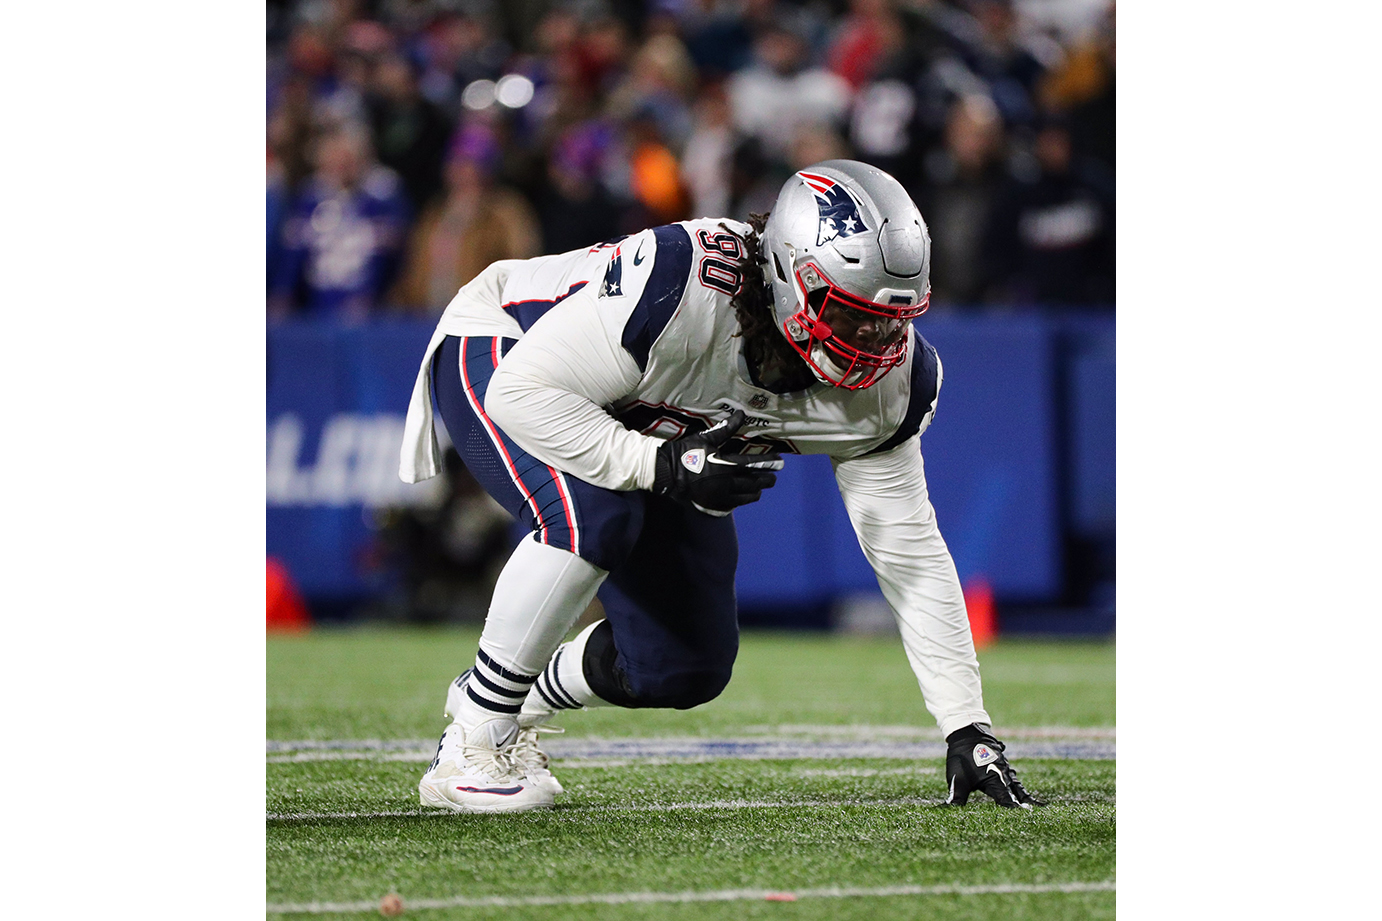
863 331 940 456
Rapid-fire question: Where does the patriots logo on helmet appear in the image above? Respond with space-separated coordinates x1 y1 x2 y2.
800 171 870 247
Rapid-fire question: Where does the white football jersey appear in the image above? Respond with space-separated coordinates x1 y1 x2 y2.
402 218 939 482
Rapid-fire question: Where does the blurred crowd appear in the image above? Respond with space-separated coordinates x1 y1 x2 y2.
267 0 1115 320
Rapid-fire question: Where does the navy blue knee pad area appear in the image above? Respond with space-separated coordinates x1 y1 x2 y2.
430 334 742 709
591 495 740 708
581 618 735 710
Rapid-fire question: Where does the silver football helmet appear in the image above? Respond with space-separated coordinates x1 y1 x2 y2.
760 160 931 389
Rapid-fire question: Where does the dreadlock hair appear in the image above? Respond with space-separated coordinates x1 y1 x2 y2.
723 212 818 392
726 213 776 341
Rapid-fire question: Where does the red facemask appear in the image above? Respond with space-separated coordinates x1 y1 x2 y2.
783 263 930 389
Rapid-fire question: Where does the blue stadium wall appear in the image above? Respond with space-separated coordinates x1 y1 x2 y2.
267 314 1114 629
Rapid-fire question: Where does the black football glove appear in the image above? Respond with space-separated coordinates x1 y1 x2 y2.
943 723 1044 809
652 410 783 516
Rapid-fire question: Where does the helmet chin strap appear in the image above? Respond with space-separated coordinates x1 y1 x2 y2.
810 341 870 388
807 345 846 386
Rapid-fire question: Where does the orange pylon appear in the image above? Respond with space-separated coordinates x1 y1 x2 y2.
267 557 311 632
963 579 997 649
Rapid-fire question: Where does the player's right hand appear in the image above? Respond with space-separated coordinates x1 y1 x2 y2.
652 410 783 516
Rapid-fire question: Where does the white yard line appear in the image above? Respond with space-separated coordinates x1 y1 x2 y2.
267 729 1115 763
267 796 933 820
267 791 1115 822
267 880 1114 914
747 724 1118 740
267 725 1115 751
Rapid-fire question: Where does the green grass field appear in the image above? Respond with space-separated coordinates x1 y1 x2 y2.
267 628 1115 919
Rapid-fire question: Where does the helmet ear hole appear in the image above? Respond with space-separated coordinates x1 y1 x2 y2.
772 252 788 283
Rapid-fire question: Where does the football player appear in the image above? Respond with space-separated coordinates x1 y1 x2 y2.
400 159 1041 813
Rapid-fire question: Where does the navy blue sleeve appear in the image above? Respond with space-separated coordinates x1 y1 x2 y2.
507 282 590 332
620 224 693 371
863 331 940 456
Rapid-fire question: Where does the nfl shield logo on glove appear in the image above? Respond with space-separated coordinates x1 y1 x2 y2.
972 744 1000 766
680 448 706 474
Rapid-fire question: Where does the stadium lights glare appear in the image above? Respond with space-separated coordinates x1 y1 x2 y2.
461 79 497 110
495 74 535 108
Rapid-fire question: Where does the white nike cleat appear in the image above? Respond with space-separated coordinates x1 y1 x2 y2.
513 720 565 796
418 711 553 814
444 670 565 797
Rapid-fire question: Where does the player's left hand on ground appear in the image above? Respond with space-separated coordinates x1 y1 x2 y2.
652 410 784 516
943 723 1044 809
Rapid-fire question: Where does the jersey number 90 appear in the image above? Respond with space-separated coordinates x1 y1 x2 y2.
696 230 743 296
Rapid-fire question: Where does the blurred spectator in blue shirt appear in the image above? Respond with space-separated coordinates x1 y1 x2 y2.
269 122 411 320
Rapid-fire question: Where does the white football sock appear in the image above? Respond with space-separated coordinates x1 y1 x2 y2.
522 619 612 724
453 538 607 728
